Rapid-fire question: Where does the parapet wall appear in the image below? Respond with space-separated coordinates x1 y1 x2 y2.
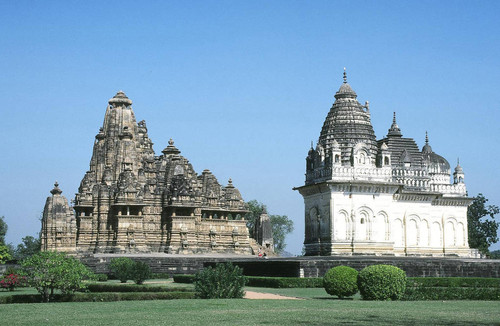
80 254 500 278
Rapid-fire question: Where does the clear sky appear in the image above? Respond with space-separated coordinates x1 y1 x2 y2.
1 1 499 254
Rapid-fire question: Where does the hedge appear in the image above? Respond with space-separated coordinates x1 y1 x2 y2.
407 277 500 288
173 275 323 288
85 283 192 293
403 286 500 301
0 291 195 304
106 272 170 280
246 277 323 288
173 275 196 284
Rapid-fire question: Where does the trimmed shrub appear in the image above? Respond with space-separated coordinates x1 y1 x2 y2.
109 258 135 283
323 266 358 298
173 274 195 284
131 261 151 285
358 264 407 301
85 283 193 293
194 263 246 299
0 291 195 304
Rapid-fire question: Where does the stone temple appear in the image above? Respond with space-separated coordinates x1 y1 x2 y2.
295 70 476 257
41 91 257 255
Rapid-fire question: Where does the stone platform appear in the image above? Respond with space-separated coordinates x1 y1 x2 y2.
81 254 500 278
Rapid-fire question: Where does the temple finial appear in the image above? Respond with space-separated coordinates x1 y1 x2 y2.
393 112 397 123
168 138 174 146
425 131 429 144
457 157 460 165
343 67 347 83
310 140 313 149
50 181 62 195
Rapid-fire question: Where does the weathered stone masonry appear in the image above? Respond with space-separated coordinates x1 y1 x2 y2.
41 91 255 255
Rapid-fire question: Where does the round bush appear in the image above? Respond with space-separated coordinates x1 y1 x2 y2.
323 266 358 298
357 264 407 300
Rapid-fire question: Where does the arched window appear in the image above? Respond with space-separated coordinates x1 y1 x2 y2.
335 155 340 163
384 156 389 165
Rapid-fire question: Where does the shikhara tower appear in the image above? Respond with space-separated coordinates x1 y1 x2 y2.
295 70 476 257
41 91 256 254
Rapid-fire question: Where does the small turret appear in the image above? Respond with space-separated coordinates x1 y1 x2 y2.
453 158 465 184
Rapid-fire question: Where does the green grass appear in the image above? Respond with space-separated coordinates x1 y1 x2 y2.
0 299 498 325
0 287 38 296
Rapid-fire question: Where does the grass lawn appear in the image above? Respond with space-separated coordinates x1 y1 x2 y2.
1 299 499 325
0 287 38 296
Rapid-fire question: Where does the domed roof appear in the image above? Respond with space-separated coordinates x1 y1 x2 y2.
421 133 450 171
428 152 450 170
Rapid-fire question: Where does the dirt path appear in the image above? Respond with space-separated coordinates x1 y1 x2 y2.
244 291 302 300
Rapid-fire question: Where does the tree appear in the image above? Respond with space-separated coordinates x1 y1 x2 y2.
245 200 265 238
21 251 95 302
246 200 294 254
0 245 12 264
14 235 41 261
0 216 7 245
467 194 499 255
270 214 294 253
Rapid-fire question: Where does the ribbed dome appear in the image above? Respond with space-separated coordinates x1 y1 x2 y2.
422 149 451 176
319 70 377 164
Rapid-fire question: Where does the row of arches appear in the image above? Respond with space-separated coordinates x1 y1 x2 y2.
334 209 467 248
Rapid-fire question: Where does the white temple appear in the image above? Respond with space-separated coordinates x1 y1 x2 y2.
294 70 476 257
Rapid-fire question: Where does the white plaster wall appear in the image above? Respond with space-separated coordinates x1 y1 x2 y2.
323 190 470 255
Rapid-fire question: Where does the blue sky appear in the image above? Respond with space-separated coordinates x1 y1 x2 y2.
1 1 499 254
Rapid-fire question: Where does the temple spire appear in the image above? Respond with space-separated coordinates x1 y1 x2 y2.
387 112 402 137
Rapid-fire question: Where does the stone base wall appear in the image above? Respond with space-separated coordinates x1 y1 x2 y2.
295 256 500 278
79 254 500 278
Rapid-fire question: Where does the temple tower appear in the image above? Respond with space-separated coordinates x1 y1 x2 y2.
295 70 474 257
